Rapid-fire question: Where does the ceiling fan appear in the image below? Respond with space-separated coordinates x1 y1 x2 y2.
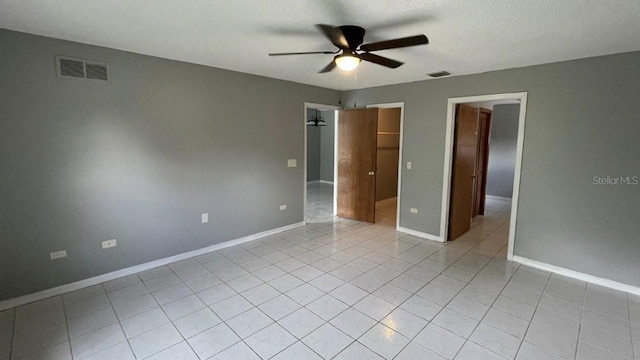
269 24 429 73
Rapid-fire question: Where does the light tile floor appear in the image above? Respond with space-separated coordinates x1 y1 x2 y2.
1 197 639 359
306 182 333 223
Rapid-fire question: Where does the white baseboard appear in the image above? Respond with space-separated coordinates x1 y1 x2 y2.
486 195 512 202
0 222 305 311
397 226 445 243
307 180 334 185
512 255 640 297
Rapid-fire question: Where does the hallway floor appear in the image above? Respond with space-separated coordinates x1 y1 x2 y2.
306 182 334 223
1 197 638 359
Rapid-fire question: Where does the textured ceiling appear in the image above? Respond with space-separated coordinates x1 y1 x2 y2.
1 0 640 90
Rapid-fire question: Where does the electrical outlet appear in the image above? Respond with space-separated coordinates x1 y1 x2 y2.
287 159 297 167
279 205 287 211
201 213 209 224
407 161 412 170
102 239 117 249
50 250 67 260
410 208 418 214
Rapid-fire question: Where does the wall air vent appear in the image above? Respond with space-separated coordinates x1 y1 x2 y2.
85 63 109 80
59 58 85 78
427 71 451 78
56 56 110 82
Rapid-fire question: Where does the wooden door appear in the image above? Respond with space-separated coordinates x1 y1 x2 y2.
337 108 378 222
449 104 479 240
473 109 492 217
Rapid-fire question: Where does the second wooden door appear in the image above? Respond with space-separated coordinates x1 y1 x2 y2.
473 109 492 217
449 104 479 240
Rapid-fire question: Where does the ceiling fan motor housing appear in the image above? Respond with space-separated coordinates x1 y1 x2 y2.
337 25 365 49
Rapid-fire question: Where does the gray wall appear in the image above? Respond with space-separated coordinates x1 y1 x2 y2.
376 108 401 201
0 30 339 300
306 109 334 183
306 111 321 181
319 110 335 182
343 52 640 287
486 104 520 198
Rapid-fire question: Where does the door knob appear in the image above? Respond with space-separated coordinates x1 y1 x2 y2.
368 171 375 175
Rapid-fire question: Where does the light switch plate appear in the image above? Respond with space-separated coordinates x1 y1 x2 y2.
201 213 209 224
287 159 297 167
410 208 418 214
280 205 287 210
50 250 67 260
407 162 412 170
102 239 117 249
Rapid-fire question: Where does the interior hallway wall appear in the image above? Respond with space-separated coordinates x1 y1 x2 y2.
306 109 334 183
306 109 321 181
319 110 335 183
487 104 520 198
376 108 401 201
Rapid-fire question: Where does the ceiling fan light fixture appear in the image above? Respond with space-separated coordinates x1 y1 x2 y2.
335 54 361 71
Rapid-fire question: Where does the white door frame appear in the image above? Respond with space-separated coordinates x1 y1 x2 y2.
366 102 405 229
303 102 342 224
441 92 528 260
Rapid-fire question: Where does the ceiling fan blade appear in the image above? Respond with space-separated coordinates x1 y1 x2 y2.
359 53 403 68
269 51 337 56
360 35 429 52
370 15 436 31
316 24 349 49
318 61 337 73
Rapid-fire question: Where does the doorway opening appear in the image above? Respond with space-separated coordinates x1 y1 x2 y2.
368 104 403 228
331 103 404 228
442 93 527 260
304 103 341 224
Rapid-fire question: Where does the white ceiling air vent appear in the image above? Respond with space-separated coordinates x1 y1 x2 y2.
56 56 109 81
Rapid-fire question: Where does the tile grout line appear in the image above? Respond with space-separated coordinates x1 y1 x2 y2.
226 218 383 359
557 280 633 359
265 222 396 360
157 247 261 359
9 305 16 360
104 278 146 360
254 221 422 359
510 270 552 359
386 206 513 359
431 230 524 358
629 294 636 360
573 283 588 359
194 219 363 359
61 294 75 359
378 211 516 359
451 262 522 358
144 262 203 359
